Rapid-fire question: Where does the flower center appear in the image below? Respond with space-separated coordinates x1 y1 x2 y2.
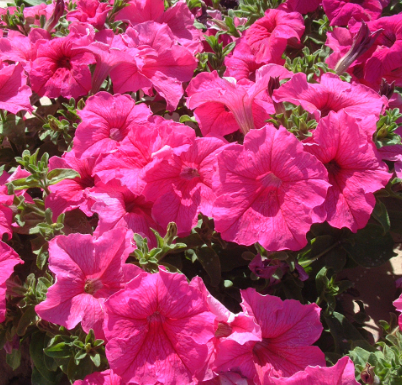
58 57 71 70
259 171 282 190
325 160 342 175
215 322 232 338
110 128 124 141
84 278 103 295
180 166 200 180
147 311 165 323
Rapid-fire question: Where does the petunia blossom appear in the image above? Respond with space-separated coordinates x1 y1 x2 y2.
278 0 322 14
322 0 383 26
394 295 402 330
143 137 228 236
187 65 292 136
304 110 391 232
212 124 329 251
0 241 24 323
0 61 32 114
273 72 386 126
214 288 325 384
266 356 359 384
73 92 151 158
244 9 304 64
66 0 112 29
30 35 95 99
104 268 216 385
35 228 142 340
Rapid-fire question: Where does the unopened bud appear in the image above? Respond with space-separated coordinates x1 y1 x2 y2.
44 0 65 32
335 22 383 75
379 78 395 99
267 76 280 98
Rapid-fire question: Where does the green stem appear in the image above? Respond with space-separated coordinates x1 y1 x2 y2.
299 241 341 268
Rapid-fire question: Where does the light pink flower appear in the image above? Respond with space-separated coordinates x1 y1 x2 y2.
73 92 151 158
266 357 359 384
73 370 122 385
143 137 227 236
104 268 216 385
0 241 24 323
304 110 391 232
30 35 95 99
214 288 325 384
0 61 32 114
273 72 386 124
245 9 304 64
35 228 141 339
323 0 383 26
187 65 292 136
213 124 329 251
66 0 111 29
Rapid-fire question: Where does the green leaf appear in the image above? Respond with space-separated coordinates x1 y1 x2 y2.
16 305 38 336
44 342 71 359
342 224 397 267
47 169 80 185
193 246 221 287
372 198 391 233
90 353 101 367
6 349 21 370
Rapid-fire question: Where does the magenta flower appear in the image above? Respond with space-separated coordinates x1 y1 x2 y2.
35 228 141 339
0 241 24 323
266 357 359 384
214 288 325 384
30 35 95 99
187 65 292 136
104 268 216 385
273 72 386 123
0 61 32 114
45 150 99 220
73 370 122 385
73 92 151 158
323 0 383 26
110 22 197 111
245 9 305 64
115 0 202 52
213 124 329 251
394 295 402 330
143 137 227 236
278 0 322 14
304 111 391 232
66 0 111 29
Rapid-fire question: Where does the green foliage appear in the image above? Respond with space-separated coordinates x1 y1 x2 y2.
374 108 402 148
233 0 285 26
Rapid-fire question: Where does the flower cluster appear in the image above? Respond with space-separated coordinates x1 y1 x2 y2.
0 0 402 384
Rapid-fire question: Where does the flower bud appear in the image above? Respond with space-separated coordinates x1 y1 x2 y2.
335 22 383 75
44 0 65 33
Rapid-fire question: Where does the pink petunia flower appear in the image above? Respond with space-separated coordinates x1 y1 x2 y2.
265 356 359 384
143 137 228 236
115 0 202 53
304 110 391 232
30 35 95 99
66 0 112 29
73 369 122 385
110 22 197 111
323 0 383 26
244 9 305 64
212 124 329 251
273 72 386 126
394 295 402 330
45 150 100 220
73 92 151 158
187 65 292 136
278 0 322 14
214 288 325 384
0 61 32 114
35 228 142 339
0 241 24 323
104 268 216 385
